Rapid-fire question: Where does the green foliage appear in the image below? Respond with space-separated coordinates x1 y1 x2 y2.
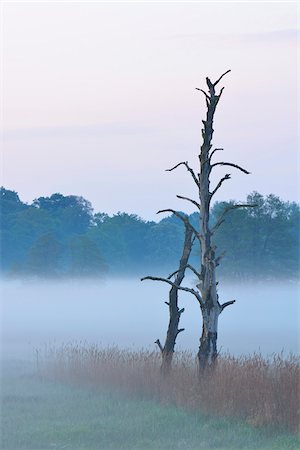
211 192 300 279
88 213 155 273
0 187 299 279
26 233 65 277
33 193 93 236
69 235 108 277
145 219 183 268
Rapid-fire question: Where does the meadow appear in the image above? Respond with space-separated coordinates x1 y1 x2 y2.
1 352 300 450
1 279 299 449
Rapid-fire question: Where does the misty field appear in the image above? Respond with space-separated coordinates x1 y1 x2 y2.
1 279 299 358
1 280 299 448
1 356 300 450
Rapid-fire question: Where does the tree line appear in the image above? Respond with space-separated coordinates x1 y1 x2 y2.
0 186 299 279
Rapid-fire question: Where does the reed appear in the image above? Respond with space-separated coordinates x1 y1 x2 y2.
41 344 300 434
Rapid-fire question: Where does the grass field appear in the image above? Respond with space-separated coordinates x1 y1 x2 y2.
44 345 300 432
1 360 299 450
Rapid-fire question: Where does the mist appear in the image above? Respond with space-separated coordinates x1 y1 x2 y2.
1 278 299 361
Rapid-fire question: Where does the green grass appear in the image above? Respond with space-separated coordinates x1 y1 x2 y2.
1 362 299 450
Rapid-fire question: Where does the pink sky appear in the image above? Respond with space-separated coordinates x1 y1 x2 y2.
1 2 298 219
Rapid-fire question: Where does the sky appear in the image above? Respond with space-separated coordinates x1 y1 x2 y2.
1 1 299 220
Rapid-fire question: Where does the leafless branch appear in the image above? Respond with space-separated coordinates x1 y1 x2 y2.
166 161 187 172
210 174 231 198
220 300 236 312
141 276 203 306
176 195 201 210
213 69 231 87
168 264 202 280
157 209 187 223
206 77 213 90
195 88 210 101
211 162 250 175
218 86 225 98
209 148 224 161
154 339 163 352
157 209 201 242
211 204 257 233
166 161 199 187
215 251 226 266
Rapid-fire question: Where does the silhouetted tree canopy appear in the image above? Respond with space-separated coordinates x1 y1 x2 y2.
0 187 299 279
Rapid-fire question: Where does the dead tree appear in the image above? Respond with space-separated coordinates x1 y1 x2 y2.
142 211 195 374
143 71 256 371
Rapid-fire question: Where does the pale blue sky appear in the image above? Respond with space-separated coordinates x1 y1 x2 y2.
1 2 298 219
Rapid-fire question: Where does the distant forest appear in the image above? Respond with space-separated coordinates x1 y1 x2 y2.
0 187 299 280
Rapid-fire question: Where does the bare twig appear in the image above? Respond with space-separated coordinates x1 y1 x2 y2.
141 276 203 306
211 162 250 175
210 174 231 198
213 69 231 87
211 204 257 233
168 264 202 280
220 300 236 312
154 339 163 352
195 88 210 101
209 148 224 162
218 86 225 98
157 209 201 242
176 195 201 210
166 161 199 187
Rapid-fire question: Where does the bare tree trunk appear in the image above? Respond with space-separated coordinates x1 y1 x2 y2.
142 70 255 374
196 76 224 370
195 72 254 370
159 224 193 374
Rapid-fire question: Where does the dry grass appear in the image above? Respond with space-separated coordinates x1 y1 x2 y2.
41 344 300 434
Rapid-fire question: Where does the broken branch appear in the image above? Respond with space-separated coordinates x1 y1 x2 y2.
157 209 201 242
209 148 224 162
176 195 201 210
210 174 231 198
166 161 199 187
195 88 210 101
168 264 202 280
220 300 236 312
213 69 231 87
211 162 250 175
141 276 203 306
154 339 163 352
211 204 257 233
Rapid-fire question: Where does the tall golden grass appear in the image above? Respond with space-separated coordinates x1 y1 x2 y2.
41 345 299 433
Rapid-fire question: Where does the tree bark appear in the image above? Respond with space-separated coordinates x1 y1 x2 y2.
142 70 254 374
196 73 253 370
196 77 221 370
160 224 193 374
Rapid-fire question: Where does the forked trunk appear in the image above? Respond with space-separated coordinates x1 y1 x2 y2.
142 71 252 375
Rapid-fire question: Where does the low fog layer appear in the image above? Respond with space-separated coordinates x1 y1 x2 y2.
1 278 299 360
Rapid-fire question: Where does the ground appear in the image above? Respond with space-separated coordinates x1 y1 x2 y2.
1 361 299 450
